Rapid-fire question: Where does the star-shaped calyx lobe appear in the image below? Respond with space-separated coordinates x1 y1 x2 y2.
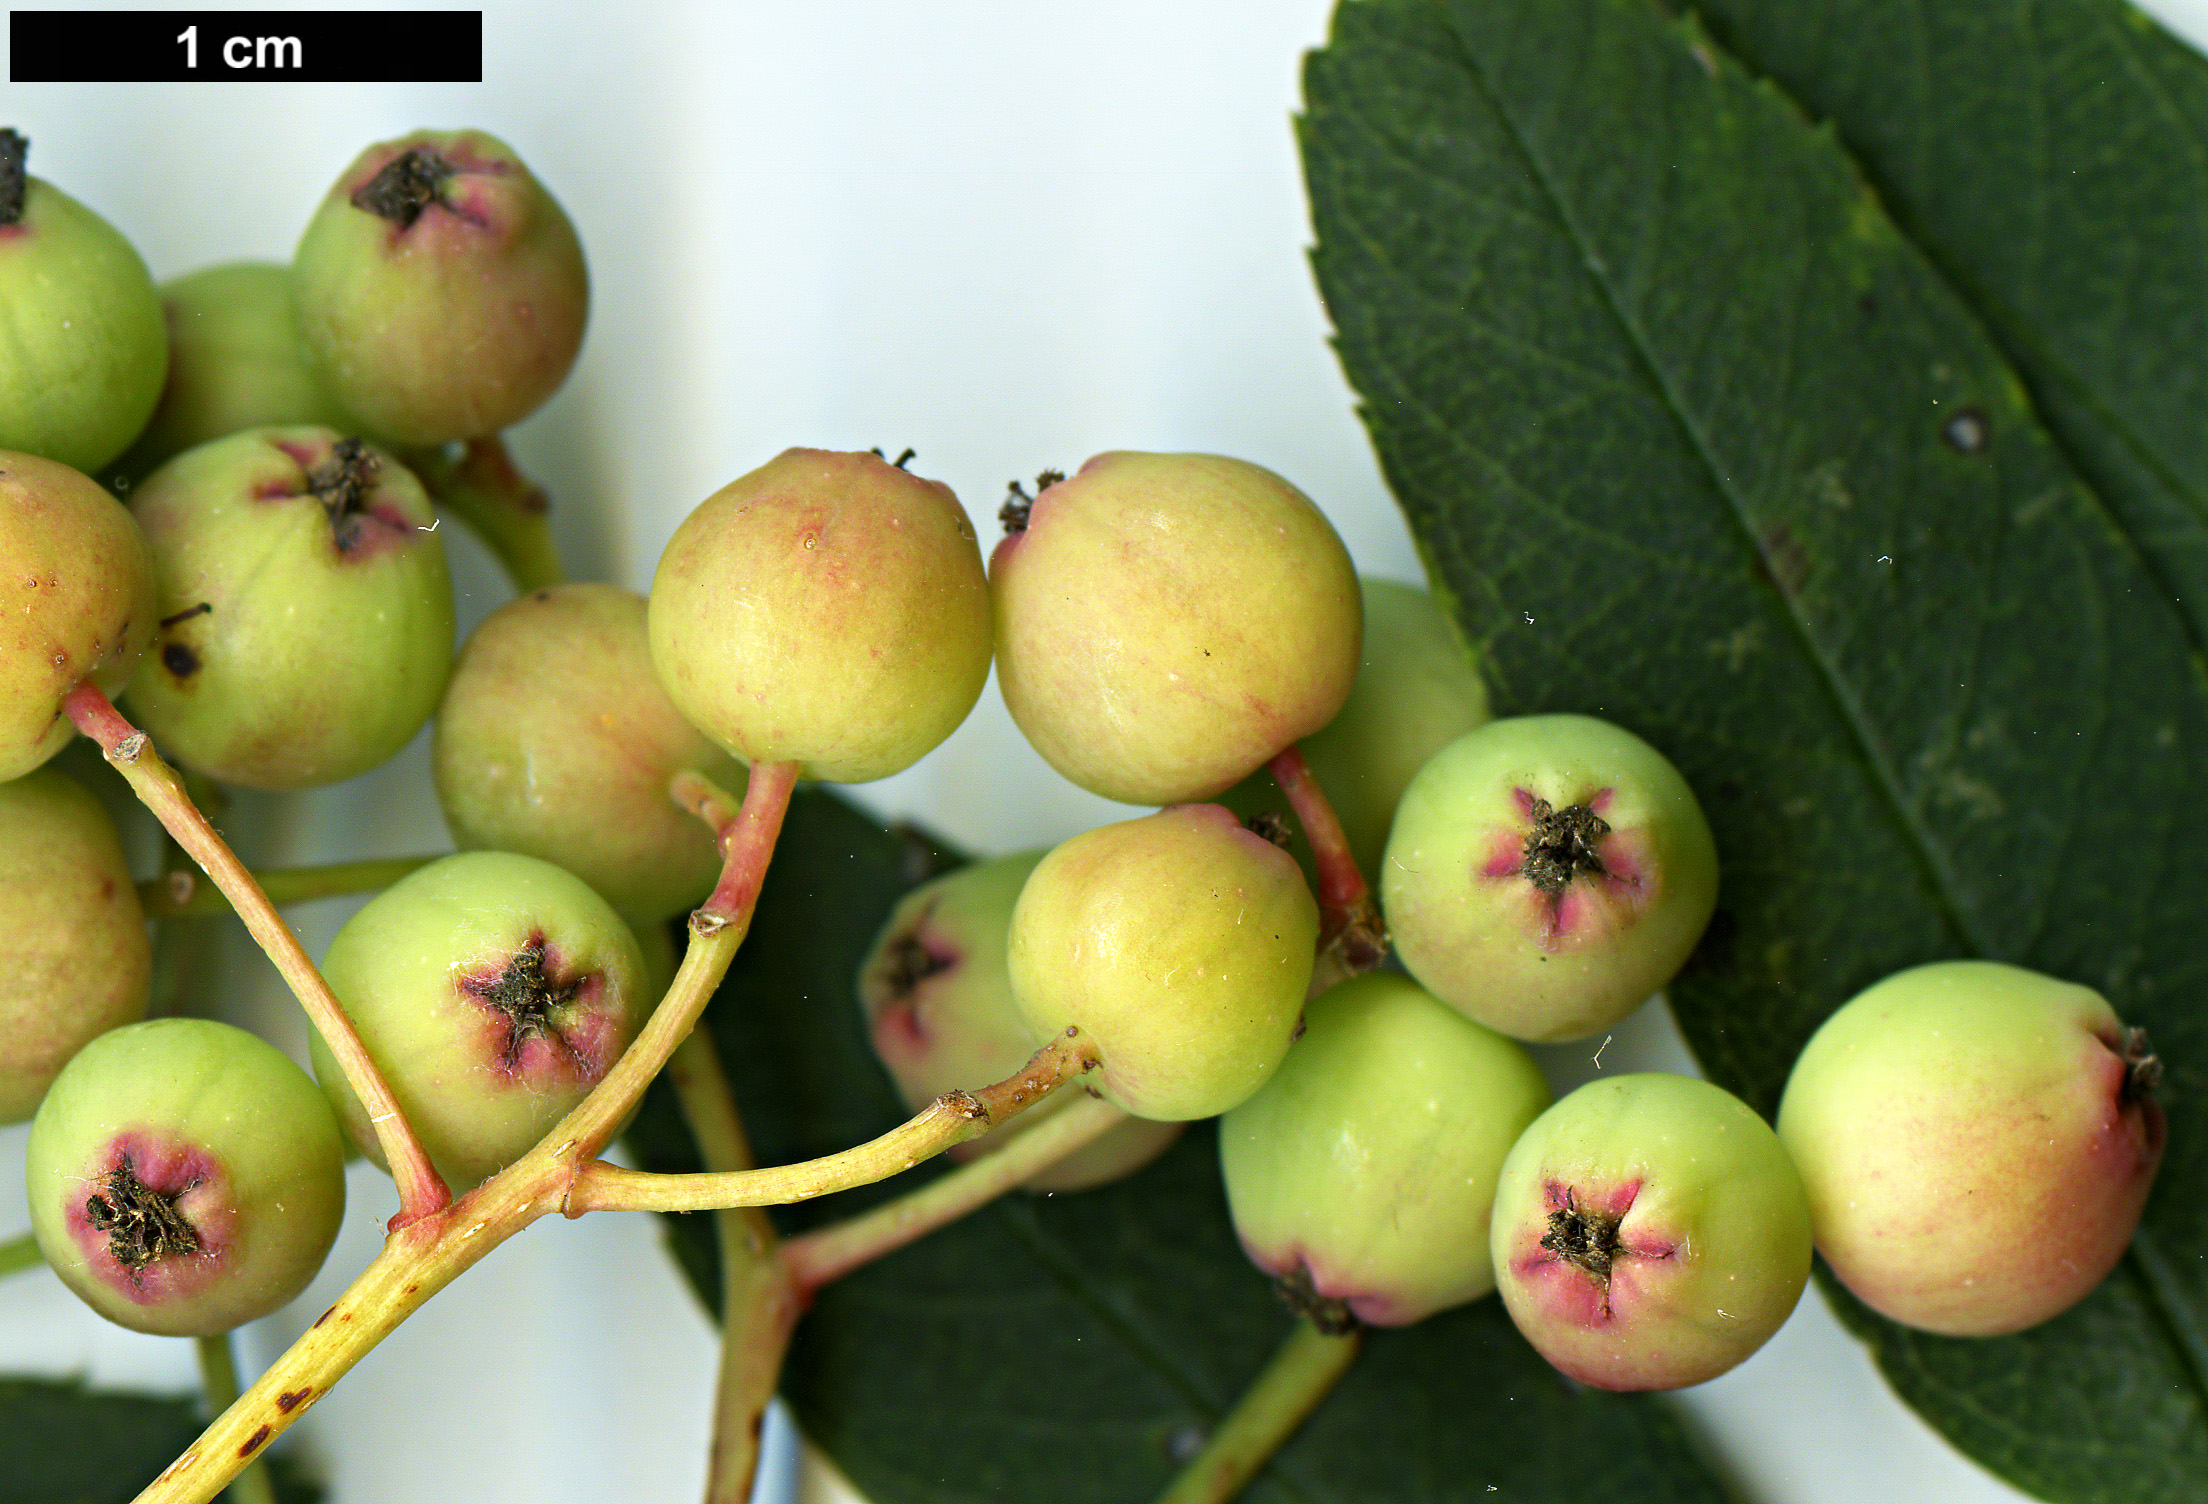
459 936 582 1074
84 1156 201 1271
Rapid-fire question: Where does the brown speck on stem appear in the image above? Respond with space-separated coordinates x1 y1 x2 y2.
84 1158 200 1269
351 147 454 228
1271 1262 1360 1336
1541 1188 1626 1308
1520 798 1610 898
0 129 26 226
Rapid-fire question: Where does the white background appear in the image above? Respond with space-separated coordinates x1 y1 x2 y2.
3 3 2203 1502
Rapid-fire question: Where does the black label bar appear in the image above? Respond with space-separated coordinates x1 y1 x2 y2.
9 10 484 82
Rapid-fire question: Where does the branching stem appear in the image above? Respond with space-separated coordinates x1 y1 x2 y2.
666 1029 792 1504
406 435 565 593
564 1029 1101 1215
130 761 803 1504
1151 1319 1364 1504
139 855 439 919
780 1093 1130 1293
63 683 452 1226
1267 743 1388 984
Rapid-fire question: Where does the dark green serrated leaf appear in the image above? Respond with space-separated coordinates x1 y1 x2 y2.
1689 0 2208 656
1301 0 2208 1498
0 1376 321 1504
627 788 1727 1503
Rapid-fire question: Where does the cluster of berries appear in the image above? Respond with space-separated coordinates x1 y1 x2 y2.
0 118 2170 1504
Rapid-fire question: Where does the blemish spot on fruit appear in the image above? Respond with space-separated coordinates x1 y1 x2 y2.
162 641 201 680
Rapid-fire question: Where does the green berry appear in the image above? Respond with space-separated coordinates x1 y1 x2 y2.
859 851 1181 1191
648 448 992 783
122 427 454 790
1777 960 2165 1337
292 129 589 445
434 582 747 922
1382 715 1718 1042
26 1017 347 1336
0 130 167 475
989 452 1362 805
1490 1072 1811 1390
1007 804 1317 1122
309 851 647 1192
1221 577 1488 889
0 448 158 781
117 261 352 482
1220 972 1549 1327
0 768 150 1122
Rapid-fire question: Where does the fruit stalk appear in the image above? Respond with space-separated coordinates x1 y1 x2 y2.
779 1092 1131 1292
191 1333 278 1504
61 682 452 1224
665 1029 795 1504
406 435 565 593
566 1026 1100 1214
1151 1318 1363 1504
527 762 800 1170
132 1174 565 1504
138 855 439 919
1266 744 1386 986
130 762 805 1504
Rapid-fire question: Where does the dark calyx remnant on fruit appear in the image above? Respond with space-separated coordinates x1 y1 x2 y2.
307 437 384 551
882 918 954 999
1520 797 1610 898
1245 811 1294 850
0 128 26 225
1542 1187 1626 1297
85 1158 201 1270
1272 1262 1361 1337
997 468 1066 535
2120 1027 2163 1109
351 147 455 228
461 937 580 1072
868 446 917 471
